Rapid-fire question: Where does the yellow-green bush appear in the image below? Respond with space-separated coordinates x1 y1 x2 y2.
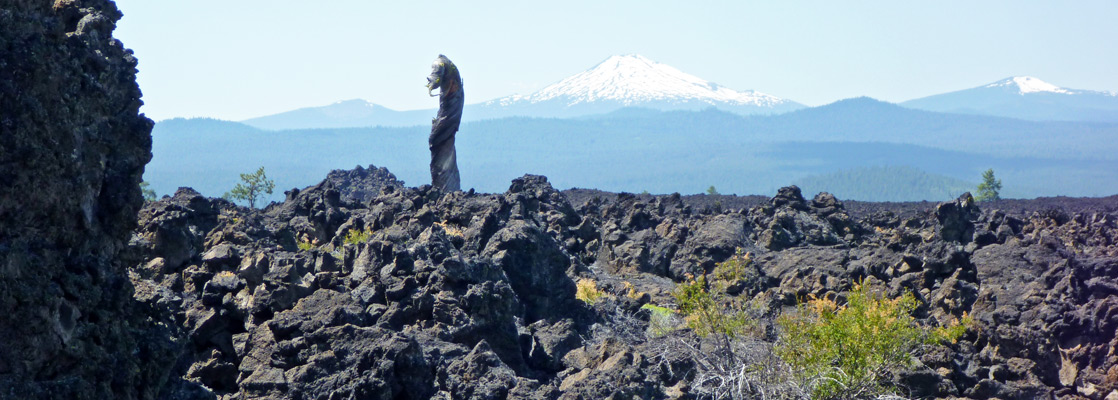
344 228 371 245
296 234 316 251
641 304 679 338
434 221 465 238
776 282 970 399
621 281 646 300
672 275 751 339
575 278 605 305
711 248 752 286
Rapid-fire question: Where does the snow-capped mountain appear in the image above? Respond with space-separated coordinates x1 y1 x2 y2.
901 76 1118 122
240 55 803 129
985 76 1076 95
469 54 803 119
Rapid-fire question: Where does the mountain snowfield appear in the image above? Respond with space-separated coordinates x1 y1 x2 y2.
471 55 804 119
987 76 1076 95
901 76 1118 122
488 54 793 108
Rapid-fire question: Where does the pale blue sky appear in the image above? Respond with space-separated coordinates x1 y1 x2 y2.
113 1 1118 122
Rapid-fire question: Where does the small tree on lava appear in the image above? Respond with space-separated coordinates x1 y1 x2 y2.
224 166 275 208
975 169 1001 202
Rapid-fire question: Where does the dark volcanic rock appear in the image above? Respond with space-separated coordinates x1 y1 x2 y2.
128 165 1118 399
563 184 1118 399
320 164 403 205
937 192 980 243
0 1 173 399
129 174 597 398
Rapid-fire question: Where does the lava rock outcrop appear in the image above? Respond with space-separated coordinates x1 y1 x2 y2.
319 164 404 204
129 176 597 399
0 0 167 398
128 167 1118 399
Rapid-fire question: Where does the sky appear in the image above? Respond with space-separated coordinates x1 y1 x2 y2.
113 1 1118 122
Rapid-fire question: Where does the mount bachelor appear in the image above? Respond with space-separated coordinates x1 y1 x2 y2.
242 54 804 129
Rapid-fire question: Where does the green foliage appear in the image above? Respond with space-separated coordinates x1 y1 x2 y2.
343 228 371 245
576 279 606 305
932 313 972 344
673 275 750 339
641 303 674 314
139 181 157 201
223 166 275 209
296 240 315 251
776 283 970 399
641 304 679 338
976 168 1002 202
711 248 752 287
706 185 720 195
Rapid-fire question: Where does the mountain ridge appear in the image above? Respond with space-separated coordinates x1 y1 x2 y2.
240 99 433 130
239 54 805 129
146 103 1118 202
902 76 1118 122
237 57 1118 130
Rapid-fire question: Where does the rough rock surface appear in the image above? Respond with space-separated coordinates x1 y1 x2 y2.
573 188 1118 400
11 1 1115 398
128 167 1118 399
0 1 168 398
129 176 592 399
319 164 403 204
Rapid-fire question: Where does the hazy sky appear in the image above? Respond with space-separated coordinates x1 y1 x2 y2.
113 1 1118 122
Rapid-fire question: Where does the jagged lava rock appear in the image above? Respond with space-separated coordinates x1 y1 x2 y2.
130 164 1118 399
0 0 170 398
129 174 599 398
319 164 404 204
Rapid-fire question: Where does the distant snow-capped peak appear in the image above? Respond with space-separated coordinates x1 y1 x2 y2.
491 54 790 107
986 76 1075 95
330 99 380 108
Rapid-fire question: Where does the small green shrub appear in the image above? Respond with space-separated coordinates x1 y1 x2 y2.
223 166 275 209
932 313 971 344
777 282 970 399
344 228 371 245
976 168 1002 202
297 241 314 251
621 281 646 300
140 181 157 201
434 221 464 237
641 304 679 338
673 275 751 339
576 279 605 305
711 248 752 288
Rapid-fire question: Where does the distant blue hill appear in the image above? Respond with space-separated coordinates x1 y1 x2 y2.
145 102 1118 204
240 100 434 130
764 97 1118 159
902 76 1118 123
795 166 975 202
